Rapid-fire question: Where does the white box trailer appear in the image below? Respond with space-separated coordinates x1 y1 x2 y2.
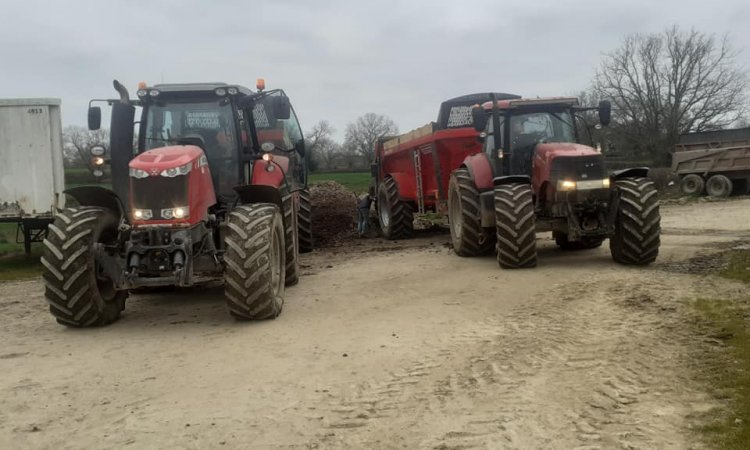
0 98 65 253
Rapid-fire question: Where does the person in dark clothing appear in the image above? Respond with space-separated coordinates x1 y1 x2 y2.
357 193 372 236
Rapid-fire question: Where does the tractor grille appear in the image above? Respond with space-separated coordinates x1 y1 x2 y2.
550 155 606 181
131 175 189 214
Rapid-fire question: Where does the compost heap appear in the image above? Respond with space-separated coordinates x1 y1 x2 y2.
310 181 358 247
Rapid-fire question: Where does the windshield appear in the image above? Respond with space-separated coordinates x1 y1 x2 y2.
144 99 238 195
509 111 575 149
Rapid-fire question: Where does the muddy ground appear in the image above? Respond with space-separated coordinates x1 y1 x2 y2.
2 198 750 449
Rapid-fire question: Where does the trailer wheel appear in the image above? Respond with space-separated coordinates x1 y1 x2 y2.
705 174 733 198
448 168 494 256
41 207 127 327
281 187 300 286
554 232 605 250
494 183 537 269
610 177 660 265
377 177 414 240
224 204 285 320
679 174 705 196
298 188 313 253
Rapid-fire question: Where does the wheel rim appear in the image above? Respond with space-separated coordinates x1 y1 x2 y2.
449 184 462 239
271 223 283 295
685 179 697 191
378 188 390 228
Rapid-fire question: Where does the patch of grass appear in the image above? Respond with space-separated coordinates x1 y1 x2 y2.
0 251 43 281
691 296 750 450
309 172 371 194
721 250 750 284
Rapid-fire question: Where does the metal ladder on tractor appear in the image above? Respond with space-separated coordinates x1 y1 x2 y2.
413 149 425 214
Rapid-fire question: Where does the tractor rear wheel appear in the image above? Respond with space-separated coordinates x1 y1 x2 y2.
298 188 313 253
449 168 494 256
705 174 733 198
224 204 285 320
679 174 705 196
494 183 537 269
41 207 127 327
282 187 300 286
377 177 414 240
610 177 660 265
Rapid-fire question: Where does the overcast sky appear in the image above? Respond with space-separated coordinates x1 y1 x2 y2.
1 0 748 140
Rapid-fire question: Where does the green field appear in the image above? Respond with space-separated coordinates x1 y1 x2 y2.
309 171 371 194
0 223 42 281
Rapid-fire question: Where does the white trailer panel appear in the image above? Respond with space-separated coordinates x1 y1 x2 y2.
0 98 64 218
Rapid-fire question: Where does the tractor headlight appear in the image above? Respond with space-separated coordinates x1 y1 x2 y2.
129 168 150 179
161 207 189 220
558 180 577 191
160 162 192 177
133 209 153 220
602 178 611 188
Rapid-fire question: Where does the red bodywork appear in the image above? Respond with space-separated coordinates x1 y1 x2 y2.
250 155 290 187
375 127 481 208
128 145 216 227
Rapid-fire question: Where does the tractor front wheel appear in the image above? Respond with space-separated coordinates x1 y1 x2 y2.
223 204 285 320
448 168 494 256
610 177 660 265
41 207 127 327
377 177 414 240
494 183 537 269
281 187 300 286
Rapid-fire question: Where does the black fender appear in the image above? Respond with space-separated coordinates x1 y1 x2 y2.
493 175 531 186
611 167 649 180
65 186 126 224
234 185 283 209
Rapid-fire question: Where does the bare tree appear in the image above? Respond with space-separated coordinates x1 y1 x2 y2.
343 113 398 163
304 120 340 171
593 26 748 164
63 125 109 167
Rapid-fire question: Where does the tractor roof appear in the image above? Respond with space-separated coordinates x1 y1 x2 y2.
150 82 254 95
481 97 579 110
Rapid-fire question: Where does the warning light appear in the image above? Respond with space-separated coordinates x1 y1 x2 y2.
256 78 266 91
138 81 147 89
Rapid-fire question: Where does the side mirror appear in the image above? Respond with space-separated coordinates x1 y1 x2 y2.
272 96 291 120
471 107 488 132
598 100 611 127
88 106 102 130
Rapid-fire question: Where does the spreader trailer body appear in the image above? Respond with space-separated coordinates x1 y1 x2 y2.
672 127 750 197
372 93 520 239
0 98 65 254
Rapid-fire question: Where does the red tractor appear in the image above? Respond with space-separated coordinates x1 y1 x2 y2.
41 80 312 326
448 97 660 268
372 93 520 239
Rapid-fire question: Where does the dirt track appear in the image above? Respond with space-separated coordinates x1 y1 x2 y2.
2 198 750 449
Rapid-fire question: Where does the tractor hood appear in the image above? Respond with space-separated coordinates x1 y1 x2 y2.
129 145 205 175
534 142 600 162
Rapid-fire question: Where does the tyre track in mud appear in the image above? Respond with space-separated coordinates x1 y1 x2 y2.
314 271 717 449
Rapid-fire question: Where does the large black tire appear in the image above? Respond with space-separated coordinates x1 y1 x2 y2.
223 204 285 320
281 187 300 286
679 174 705 196
377 177 414 240
448 168 494 256
41 207 127 327
554 232 605 251
494 183 537 269
610 177 660 265
705 174 733 198
298 188 313 253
